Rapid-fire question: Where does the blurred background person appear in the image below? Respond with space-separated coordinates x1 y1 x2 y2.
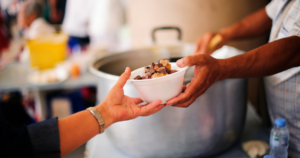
62 0 125 53
0 0 20 41
17 0 55 40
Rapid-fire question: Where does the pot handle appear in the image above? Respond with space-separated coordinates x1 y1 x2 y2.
152 26 182 43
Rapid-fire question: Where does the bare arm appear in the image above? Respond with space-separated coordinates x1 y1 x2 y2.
195 8 272 54
167 36 300 107
220 36 300 79
220 8 272 40
58 106 107 157
58 68 165 156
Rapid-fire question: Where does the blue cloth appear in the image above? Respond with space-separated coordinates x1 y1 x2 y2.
0 98 61 158
0 91 61 157
0 92 35 127
0 120 34 158
27 117 61 158
0 117 61 158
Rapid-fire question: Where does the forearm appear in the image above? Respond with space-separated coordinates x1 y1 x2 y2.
219 36 300 79
58 103 112 157
57 67 163 157
220 8 272 40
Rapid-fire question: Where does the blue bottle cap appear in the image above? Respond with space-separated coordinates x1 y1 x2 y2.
275 118 286 127
264 155 275 158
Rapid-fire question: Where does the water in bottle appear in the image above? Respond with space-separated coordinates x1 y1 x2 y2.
269 118 289 158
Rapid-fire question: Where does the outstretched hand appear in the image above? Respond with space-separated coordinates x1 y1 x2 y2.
96 67 165 127
166 54 221 107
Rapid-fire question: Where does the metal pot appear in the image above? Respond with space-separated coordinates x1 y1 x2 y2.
90 27 247 158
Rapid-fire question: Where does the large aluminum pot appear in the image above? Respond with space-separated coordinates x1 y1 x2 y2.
90 43 247 158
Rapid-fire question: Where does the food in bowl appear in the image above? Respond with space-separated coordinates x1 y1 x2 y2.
134 60 177 80
129 62 188 104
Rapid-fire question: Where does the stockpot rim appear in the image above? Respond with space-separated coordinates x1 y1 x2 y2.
89 43 194 80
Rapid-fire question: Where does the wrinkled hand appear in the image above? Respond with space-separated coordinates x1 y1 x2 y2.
166 54 221 107
194 33 227 55
97 67 165 127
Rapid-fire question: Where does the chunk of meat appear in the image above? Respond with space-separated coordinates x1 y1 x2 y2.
134 75 142 80
148 67 155 74
165 66 171 73
156 67 167 74
134 60 178 80
157 63 163 67
151 62 155 69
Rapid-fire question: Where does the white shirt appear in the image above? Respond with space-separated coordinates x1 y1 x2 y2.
265 0 300 85
61 0 90 37
62 0 125 46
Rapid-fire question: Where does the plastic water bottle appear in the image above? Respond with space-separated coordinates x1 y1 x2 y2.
264 155 275 158
269 118 289 158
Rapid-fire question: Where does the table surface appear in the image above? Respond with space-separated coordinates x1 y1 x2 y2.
85 103 271 158
0 62 99 91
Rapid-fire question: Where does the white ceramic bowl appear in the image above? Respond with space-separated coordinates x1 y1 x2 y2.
129 62 188 104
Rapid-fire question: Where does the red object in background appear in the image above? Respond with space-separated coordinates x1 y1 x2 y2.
81 87 97 108
0 13 9 53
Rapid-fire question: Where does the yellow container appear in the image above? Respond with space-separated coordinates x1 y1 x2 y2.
27 33 68 70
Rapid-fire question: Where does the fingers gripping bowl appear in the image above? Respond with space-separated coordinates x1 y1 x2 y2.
129 62 188 104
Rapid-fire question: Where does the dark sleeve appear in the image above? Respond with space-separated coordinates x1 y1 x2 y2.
27 117 61 158
0 120 34 158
